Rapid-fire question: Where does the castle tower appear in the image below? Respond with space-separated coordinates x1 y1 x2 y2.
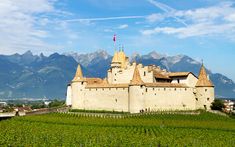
129 66 145 113
195 64 214 110
109 50 129 84
71 64 86 109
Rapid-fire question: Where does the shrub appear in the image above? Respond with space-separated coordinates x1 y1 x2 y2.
211 99 223 110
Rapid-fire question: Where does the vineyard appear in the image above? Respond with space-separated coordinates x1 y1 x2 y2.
0 112 234 146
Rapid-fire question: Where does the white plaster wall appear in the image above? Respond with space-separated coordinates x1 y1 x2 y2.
108 65 154 84
74 87 129 112
195 87 214 110
129 85 145 113
144 87 196 111
171 74 197 87
71 81 87 109
66 85 72 106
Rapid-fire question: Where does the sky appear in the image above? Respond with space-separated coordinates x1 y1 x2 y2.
0 0 235 81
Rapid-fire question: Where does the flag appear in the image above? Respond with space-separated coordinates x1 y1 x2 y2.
113 34 116 42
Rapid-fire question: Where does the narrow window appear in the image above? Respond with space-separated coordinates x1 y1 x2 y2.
196 98 198 101
177 79 180 83
144 71 146 76
81 82 84 85
207 98 210 101
146 88 148 92
205 89 207 92
175 88 177 91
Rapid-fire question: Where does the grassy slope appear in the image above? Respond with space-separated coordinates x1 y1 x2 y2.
0 112 234 146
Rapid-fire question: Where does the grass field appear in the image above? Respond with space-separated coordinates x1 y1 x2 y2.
0 112 234 146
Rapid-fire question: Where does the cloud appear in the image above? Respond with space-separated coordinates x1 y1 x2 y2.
118 24 128 29
146 13 164 23
65 15 146 23
0 0 60 54
141 23 235 38
142 1 235 39
147 0 187 26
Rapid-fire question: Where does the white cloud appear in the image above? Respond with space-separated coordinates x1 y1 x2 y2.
142 23 235 38
147 0 187 26
0 0 63 55
142 1 235 39
146 13 164 23
118 24 128 29
65 15 146 23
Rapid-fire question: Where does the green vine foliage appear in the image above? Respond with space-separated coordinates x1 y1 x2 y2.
0 112 234 146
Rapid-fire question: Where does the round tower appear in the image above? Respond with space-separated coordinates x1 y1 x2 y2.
195 64 214 110
70 64 86 109
129 66 145 113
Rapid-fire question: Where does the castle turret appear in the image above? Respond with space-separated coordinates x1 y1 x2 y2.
195 64 214 110
129 66 145 113
71 64 86 109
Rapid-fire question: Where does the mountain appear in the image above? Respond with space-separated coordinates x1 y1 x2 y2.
0 52 78 99
0 50 234 99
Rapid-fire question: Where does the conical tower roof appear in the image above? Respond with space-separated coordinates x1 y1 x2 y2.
112 52 119 63
130 66 144 85
72 64 83 81
196 64 214 87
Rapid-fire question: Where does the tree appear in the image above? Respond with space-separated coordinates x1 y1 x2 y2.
211 99 224 110
48 100 65 108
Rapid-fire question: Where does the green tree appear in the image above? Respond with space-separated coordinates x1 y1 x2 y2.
48 100 65 108
211 99 224 110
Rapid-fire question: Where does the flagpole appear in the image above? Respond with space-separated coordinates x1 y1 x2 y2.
113 34 116 53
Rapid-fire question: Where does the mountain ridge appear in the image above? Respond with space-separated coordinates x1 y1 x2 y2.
0 50 234 99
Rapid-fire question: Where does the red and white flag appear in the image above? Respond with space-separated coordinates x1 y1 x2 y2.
113 34 116 42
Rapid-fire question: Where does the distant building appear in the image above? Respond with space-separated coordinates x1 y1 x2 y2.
44 101 51 106
223 100 234 113
0 102 7 107
66 50 215 113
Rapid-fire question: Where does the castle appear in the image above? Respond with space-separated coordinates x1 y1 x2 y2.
66 50 214 113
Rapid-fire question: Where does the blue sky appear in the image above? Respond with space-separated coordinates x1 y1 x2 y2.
0 0 235 81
